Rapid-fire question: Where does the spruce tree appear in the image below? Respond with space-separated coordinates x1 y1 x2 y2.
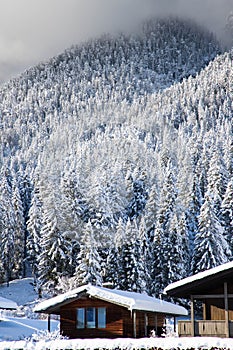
152 163 177 296
221 179 233 256
118 219 146 292
74 220 103 287
12 177 25 278
0 168 15 284
38 206 72 293
138 217 151 293
26 187 42 280
144 184 158 242
191 191 231 274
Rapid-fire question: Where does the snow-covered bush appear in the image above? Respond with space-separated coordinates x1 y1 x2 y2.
27 328 68 342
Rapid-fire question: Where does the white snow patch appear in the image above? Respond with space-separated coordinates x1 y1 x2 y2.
0 316 59 341
0 297 17 310
0 278 38 306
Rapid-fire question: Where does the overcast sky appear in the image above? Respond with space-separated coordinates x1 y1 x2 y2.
0 0 232 83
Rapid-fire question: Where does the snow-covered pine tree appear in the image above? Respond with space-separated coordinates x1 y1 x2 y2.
0 168 15 285
191 191 231 274
164 212 188 284
185 173 203 254
178 212 191 275
151 162 177 296
60 170 85 275
138 217 151 293
26 185 42 281
221 179 233 256
117 219 147 293
144 183 158 242
206 147 228 214
17 167 32 248
37 205 72 294
108 217 126 289
11 176 25 279
223 129 233 179
126 169 148 220
74 220 103 287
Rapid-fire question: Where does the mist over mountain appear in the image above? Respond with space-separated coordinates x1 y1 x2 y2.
0 17 232 297
0 0 231 83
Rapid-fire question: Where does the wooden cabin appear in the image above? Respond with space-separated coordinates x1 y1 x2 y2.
164 261 233 338
34 284 187 339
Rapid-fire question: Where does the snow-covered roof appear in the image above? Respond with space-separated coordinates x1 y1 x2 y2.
34 284 187 316
164 261 233 297
0 296 17 310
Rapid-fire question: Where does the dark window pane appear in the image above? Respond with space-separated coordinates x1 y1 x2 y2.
98 307 106 328
87 307 96 328
77 308 85 329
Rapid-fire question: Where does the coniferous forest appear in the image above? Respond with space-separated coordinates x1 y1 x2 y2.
0 17 232 298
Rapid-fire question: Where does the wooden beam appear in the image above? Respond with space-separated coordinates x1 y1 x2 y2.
48 314 51 332
173 316 176 333
191 295 195 337
154 314 157 335
224 282 229 338
203 301 206 320
144 313 148 337
192 294 233 299
133 311 137 338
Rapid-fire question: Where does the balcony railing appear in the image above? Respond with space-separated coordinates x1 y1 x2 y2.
178 320 233 337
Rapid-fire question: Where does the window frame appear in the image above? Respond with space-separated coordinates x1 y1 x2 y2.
76 307 107 329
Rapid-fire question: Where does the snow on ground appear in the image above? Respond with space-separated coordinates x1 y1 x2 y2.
1 336 233 350
0 316 59 341
0 297 17 310
0 278 38 307
0 278 59 342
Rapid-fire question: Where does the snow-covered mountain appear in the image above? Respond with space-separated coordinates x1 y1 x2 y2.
0 17 232 299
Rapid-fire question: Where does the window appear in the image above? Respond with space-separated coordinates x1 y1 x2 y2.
87 307 96 328
76 307 106 329
98 307 106 328
77 308 85 329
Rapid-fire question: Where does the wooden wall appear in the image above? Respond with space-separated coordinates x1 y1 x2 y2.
203 280 233 321
60 296 125 338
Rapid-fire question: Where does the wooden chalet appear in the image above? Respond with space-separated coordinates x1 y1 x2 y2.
164 261 233 338
34 284 187 339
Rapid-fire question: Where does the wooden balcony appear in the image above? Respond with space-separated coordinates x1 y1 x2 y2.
178 320 233 338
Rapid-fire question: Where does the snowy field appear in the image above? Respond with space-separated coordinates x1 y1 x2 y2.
1 336 233 350
0 316 58 341
0 278 59 344
0 279 233 349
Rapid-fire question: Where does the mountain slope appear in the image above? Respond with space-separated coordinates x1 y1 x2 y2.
0 18 232 297
0 17 220 158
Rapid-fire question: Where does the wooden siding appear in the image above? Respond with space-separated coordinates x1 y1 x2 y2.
60 296 166 339
202 282 233 321
205 298 225 320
